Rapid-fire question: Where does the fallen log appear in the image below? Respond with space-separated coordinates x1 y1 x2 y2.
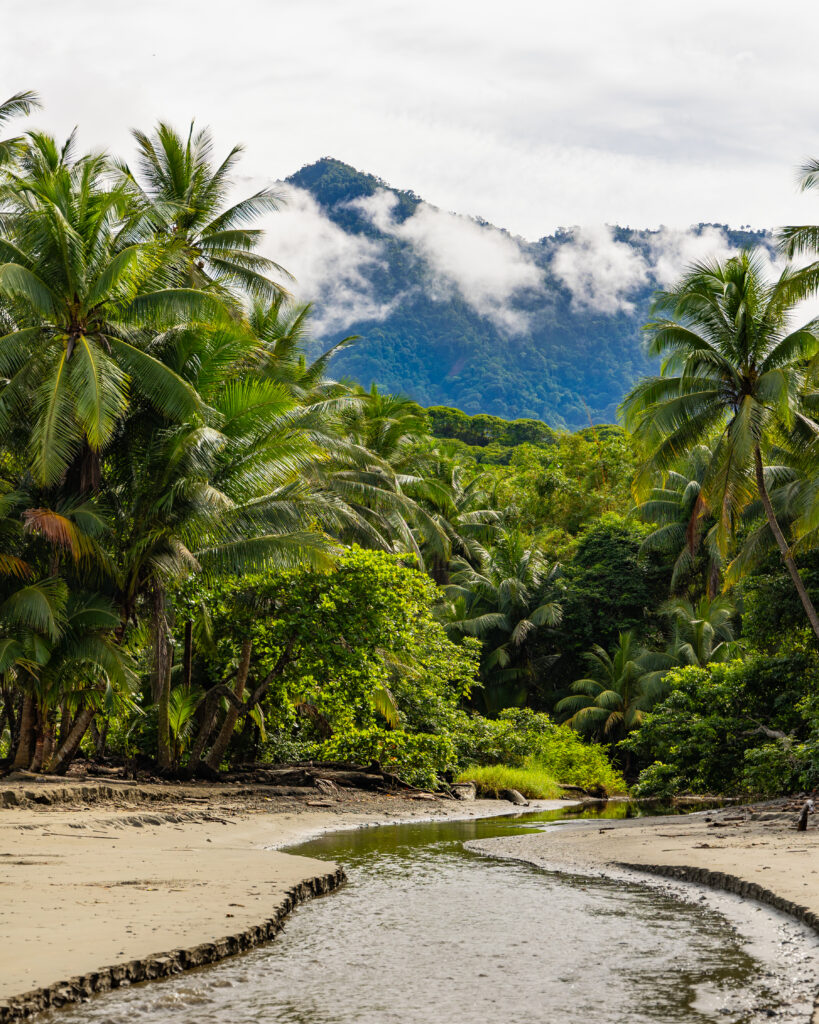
222 760 422 794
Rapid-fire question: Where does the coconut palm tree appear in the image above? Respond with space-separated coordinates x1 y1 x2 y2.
634 444 722 597
621 251 819 640
660 595 738 668
778 159 819 294
556 631 668 742
420 461 500 584
316 385 450 567
0 90 39 172
443 529 562 713
106 317 357 769
118 121 287 301
0 133 227 490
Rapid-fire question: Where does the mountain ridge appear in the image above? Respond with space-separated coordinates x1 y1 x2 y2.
285 158 772 429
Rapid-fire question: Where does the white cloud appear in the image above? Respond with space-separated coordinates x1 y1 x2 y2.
552 227 649 313
258 186 398 334
4 1 819 238
352 191 543 332
647 226 738 288
551 225 805 316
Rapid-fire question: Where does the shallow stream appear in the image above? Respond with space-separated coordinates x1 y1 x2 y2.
44 804 819 1023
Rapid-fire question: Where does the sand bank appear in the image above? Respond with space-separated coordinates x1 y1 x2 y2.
0 778 548 1021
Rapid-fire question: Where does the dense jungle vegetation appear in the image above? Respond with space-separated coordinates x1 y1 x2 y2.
2 90 819 800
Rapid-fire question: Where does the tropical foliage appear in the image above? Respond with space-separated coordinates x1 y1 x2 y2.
3 93 819 801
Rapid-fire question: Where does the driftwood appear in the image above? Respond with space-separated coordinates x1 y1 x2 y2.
223 760 423 794
797 799 815 831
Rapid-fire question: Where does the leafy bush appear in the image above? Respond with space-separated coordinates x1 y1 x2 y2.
455 707 625 794
454 707 557 766
632 762 684 799
319 727 456 791
537 728 626 794
741 745 799 798
623 655 819 796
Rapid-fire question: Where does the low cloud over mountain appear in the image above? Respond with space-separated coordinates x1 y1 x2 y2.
259 159 773 428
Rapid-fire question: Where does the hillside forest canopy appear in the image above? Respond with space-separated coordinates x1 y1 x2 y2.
4 90 819 800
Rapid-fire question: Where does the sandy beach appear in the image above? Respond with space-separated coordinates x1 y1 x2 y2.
0 777 542 1021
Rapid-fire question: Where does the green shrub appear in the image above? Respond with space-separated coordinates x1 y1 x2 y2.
454 707 557 766
632 762 684 799
536 728 626 794
622 656 819 796
741 744 799 797
454 707 625 794
318 727 456 791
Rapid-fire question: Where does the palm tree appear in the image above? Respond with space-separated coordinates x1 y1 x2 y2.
621 251 819 640
421 461 500 584
25 591 135 774
338 385 428 465
0 132 225 490
0 90 39 172
106 318 349 769
118 122 288 300
317 385 450 567
556 631 668 742
443 529 562 713
660 595 738 668
778 159 819 293
635 444 722 597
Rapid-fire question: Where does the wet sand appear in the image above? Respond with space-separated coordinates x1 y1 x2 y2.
468 801 819 1021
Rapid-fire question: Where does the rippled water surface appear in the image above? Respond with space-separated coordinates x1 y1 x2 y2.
46 807 819 1024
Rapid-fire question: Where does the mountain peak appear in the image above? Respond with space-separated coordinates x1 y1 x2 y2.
286 158 421 225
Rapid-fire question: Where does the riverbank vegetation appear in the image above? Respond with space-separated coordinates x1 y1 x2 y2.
1 92 818 801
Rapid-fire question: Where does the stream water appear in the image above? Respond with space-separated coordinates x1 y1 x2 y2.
43 804 819 1024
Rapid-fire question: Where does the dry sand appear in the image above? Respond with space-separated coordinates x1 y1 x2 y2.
0 777 542 1017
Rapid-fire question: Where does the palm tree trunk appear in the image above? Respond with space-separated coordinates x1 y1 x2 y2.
48 707 95 775
182 619 193 689
41 712 56 769
29 705 45 772
204 637 253 772
153 585 172 771
12 694 35 770
187 694 219 770
754 445 819 640
56 700 69 749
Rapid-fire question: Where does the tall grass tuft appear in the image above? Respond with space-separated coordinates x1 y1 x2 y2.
457 760 565 799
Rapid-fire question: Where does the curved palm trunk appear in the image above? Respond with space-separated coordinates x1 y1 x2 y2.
48 707 95 775
204 637 253 772
754 446 819 641
12 694 35 769
29 706 45 772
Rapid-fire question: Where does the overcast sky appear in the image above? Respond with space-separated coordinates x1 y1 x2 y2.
3 0 818 238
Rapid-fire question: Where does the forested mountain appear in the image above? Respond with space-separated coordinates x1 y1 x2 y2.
287 159 770 429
